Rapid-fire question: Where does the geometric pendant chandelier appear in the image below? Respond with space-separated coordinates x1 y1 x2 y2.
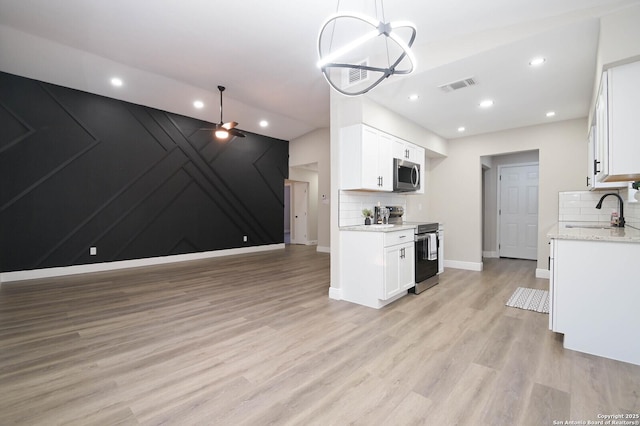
317 1 417 96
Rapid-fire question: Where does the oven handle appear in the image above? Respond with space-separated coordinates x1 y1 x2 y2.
415 233 437 241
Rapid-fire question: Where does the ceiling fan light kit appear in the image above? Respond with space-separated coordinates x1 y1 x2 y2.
212 85 245 140
317 0 416 96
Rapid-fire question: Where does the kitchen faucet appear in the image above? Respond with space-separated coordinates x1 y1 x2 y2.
595 192 625 227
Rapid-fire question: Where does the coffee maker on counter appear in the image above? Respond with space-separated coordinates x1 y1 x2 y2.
374 205 404 224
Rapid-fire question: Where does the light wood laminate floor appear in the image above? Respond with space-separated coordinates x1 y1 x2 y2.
1 245 639 425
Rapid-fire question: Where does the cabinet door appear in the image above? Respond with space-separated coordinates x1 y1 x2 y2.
399 243 415 291
362 126 383 190
406 143 421 163
587 126 595 189
383 243 415 299
588 124 624 189
392 139 408 159
392 139 421 163
607 61 640 179
595 74 609 182
383 245 402 299
549 239 556 331
378 132 393 191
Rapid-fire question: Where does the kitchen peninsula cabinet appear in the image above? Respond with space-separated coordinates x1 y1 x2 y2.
547 224 640 366
593 60 640 183
340 124 393 191
341 227 415 309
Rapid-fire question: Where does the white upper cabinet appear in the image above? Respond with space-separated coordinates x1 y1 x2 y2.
587 124 626 189
392 137 426 195
392 138 423 164
595 60 640 183
340 124 393 191
340 123 426 193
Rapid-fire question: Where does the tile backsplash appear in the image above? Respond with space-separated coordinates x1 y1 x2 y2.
559 189 639 229
339 191 406 227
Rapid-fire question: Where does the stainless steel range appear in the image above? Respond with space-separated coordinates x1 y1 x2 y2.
375 205 440 295
409 222 440 294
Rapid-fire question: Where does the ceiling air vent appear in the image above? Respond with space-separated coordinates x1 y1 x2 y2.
438 77 477 93
343 60 369 87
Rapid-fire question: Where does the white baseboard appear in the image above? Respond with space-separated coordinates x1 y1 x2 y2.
536 268 550 279
317 246 330 253
0 244 285 283
328 286 342 300
483 251 498 258
306 240 318 246
444 259 483 272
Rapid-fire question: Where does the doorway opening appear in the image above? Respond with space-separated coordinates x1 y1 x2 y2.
481 150 539 261
284 180 309 245
497 162 539 260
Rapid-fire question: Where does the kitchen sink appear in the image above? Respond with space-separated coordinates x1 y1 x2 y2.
565 224 613 230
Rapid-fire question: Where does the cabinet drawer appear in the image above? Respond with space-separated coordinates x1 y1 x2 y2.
384 230 414 247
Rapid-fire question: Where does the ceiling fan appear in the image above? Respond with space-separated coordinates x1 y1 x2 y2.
209 85 245 140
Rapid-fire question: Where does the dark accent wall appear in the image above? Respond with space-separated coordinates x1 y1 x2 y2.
0 71 288 273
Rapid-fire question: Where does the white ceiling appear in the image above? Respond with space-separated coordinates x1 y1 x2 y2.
0 0 638 141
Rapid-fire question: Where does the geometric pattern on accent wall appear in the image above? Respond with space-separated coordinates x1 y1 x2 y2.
0 71 288 272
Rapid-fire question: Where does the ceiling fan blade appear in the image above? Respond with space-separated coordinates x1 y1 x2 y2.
229 128 246 137
222 121 238 130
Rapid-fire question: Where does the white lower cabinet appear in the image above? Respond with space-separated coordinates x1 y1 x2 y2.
383 241 415 300
341 229 415 309
549 238 640 365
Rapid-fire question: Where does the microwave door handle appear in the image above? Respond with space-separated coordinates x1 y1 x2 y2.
412 165 420 187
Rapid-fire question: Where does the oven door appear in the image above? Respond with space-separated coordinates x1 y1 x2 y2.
393 158 420 192
415 232 438 282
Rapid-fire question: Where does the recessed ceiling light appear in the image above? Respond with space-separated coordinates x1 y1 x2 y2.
110 77 123 87
408 94 419 101
546 111 556 117
479 99 494 108
529 57 546 66
193 100 204 109
457 126 466 132
259 120 269 128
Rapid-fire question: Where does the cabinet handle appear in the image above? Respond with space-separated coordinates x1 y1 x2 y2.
586 176 590 187
594 159 601 174
399 235 406 238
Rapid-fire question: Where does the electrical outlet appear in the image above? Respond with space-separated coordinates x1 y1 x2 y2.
243 235 248 242
90 247 97 255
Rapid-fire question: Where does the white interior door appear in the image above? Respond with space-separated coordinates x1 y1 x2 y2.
499 164 539 260
291 181 308 245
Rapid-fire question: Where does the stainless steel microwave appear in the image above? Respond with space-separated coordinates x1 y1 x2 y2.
393 158 420 192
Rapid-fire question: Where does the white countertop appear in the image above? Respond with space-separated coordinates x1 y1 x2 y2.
340 224 418 233
547 222 640 243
